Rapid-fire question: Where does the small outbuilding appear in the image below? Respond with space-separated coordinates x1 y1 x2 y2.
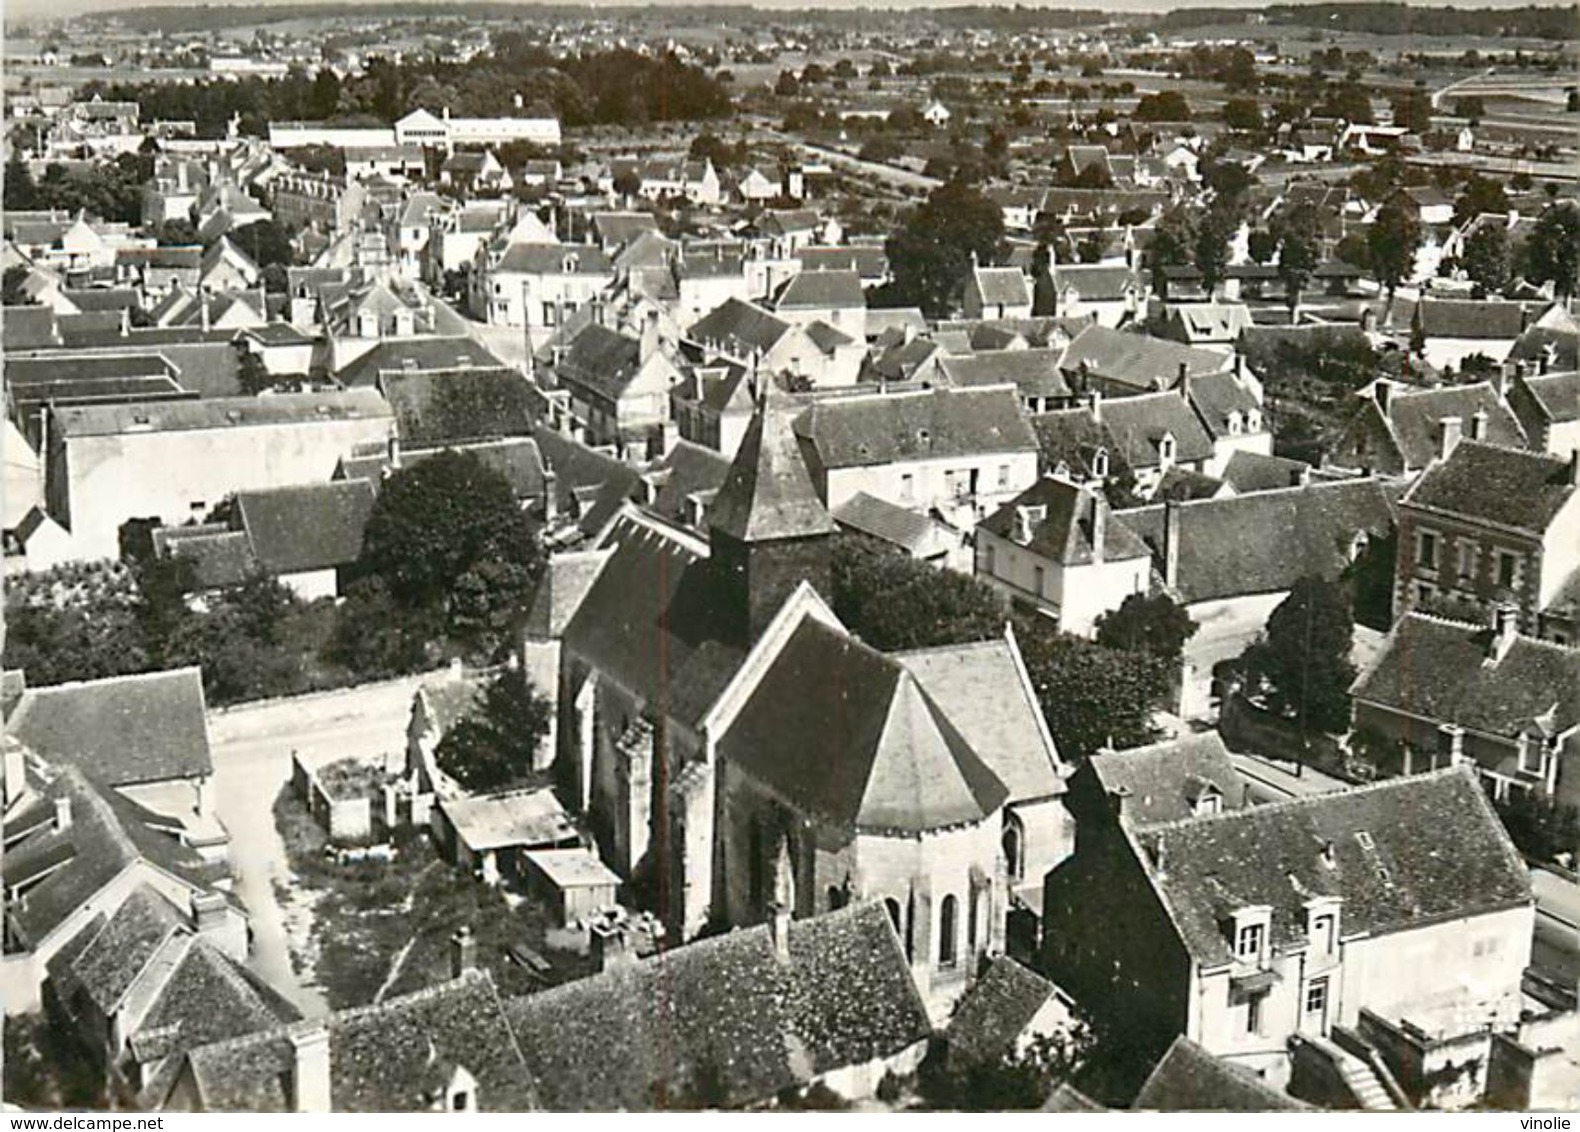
522 847 622 927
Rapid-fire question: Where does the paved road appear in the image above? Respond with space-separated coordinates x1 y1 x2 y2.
208 673 435 1018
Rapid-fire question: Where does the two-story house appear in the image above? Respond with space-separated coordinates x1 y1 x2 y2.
1333 379 1529 477
1351 608 1580 810
793 386 1041 528
961 265 1033 321
1042 766 1533 1094
1393 439 1580 642
975 474 1152 637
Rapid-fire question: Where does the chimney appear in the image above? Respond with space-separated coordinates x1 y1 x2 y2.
387 433 401 468
1015 505 1035 544
1437 722 1467 767
1176 361 1190 400
1290 464 1312 488
54 796 72 832
513 92 524 110
1087 387 1102 423
1234 354 1245 381
542 459 559 522
119 308 129 337
1437 415 1463 461
1152 838 1168 879
639 308 660 365
1320 839 1337 868
1374 380 1392 415
1469 407 1488 441
449 926 477 978
1567 447 1579 487
1163 499 1182 589
1494 361 1513 400
191 890 228 936
1540 344 1555 375
1089 490 1107 564
288 1023 332 1114
1519 304 1531 333
1487 603 1519 664
1515 360 1527 383
1107 785 1131 822
589 917 634 972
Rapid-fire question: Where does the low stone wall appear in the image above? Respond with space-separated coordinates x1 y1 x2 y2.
292 751 374 845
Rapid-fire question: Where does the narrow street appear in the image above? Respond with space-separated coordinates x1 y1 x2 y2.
207 673 436 1019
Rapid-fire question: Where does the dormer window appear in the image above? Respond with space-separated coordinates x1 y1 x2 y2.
1518 733 1543 776
1227 410 1243 436
1158 433 1176 464
1248 409 1262 432
1231 905 1272 966
1092 448 1110 478
1235 921 1265 961
1305 898 1341 955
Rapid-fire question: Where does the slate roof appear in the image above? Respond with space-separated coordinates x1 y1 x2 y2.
235 481 376 576
1350 613 1580 744
946 956 1067 1067
1098 390 1216 470
1135 766 1530 970
799 245 888 280
1219 451 1320 495
688 298 793 358
553 322 646 403
2 305 61 351
54 884 184 1015
896 634 1066 806
7 667 212 787
153 525 258 592
649 439 731 526
502 902 930 1110
796 387 1037 469
335 337 505 389
1028 407 1119 481
180 969 537 1112
2 768 221 948
831 491 943 555
773 269 865 311
709 395 836 543
980 476 1150 567
51 389 392 438
1401 439 1576 535
439 787 577 851
1371 382 1528 470
1517 369 1580 425
1508 328 1578 374
377 365 536 446
1134 1036 1307 1111
565 511 743 727
1058 325 1229 391
524 549 614 640
1185 371 1261 439
1416 299 1541 340
1086 732 1243 827
494 244 613 276
589 212 660 248
938 349 1072 400
969 267 1032 308
532 428 644 535
723 618 1008 834
1053 264 1141 302
1117 477 1396 603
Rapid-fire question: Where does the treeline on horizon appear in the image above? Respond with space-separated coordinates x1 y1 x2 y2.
28 0 1579 42
82 38 731 137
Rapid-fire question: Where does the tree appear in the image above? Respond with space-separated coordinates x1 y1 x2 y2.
434 669 552 792
4 155 39 211
831 536 1004 651
879 178 1005 318
1094 593 1198 661
1240 576 1356 735
923 1025 1094 1110
1015 622 1171 759
1391 89 1433 134
155 218 199 246
1460 222 1511 296
232 219 294 269
1366 199 1421 299
1247 228 1278 264
774 70 800 98
358 450 543 637
1222 97 1263 132
1276 200 1323 315
1452 95 1486 121
1451 173 1509 228
236 349 275 395
1148 203 1199 289
325 576 438 678
2 265 33 305
1342 529 1395 632
1526 203 1580 300
1194 207 1235 297
308 68 343 119
3 563 151 685
1133 90 1191 122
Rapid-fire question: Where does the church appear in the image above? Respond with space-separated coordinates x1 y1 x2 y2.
523 390 1074 1011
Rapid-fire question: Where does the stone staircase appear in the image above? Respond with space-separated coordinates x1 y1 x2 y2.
1331 1045 1399 1112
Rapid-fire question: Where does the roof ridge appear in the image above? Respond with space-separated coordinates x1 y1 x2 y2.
1143 764 1475 836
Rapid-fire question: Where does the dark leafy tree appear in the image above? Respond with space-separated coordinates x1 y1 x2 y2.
1451 173 1510 228
1095 593 1199 661
359 449 543 617
1342 529 1396 632
1367 199 1421 299
3 564 151 685
1015 622 1172 759
1276 201 1323 315
1461 222 1511 296
1133 90 1191 122
434 669 553 792
231 219 295 269
237 350 274 395
879 178 1006 318
1194 206 1235 297
1222 97 1263 132
325 576 439 679
155 218 199 246
1391 89 1433 133
1247 228 1278 264
830 536 1004 650
1526 203 1580 299
1240 575 1356 734
4 155 39 211
774 70 800 98
2 265 33 305
1148 203 1199 288
1495 790 1580 865
922 1024 1094 1110
308 68 342 119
